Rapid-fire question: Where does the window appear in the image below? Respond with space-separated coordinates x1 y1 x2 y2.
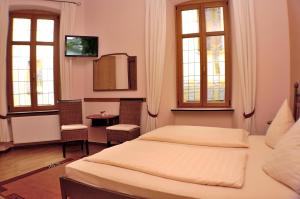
176 0 231 108
7 11 60 112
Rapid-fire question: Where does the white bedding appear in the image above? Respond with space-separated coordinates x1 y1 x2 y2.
65 136 299 199
85 140 247 188
139 125 249 148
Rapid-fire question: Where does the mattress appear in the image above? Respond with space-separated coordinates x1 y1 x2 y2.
139 125 249 148
85 140 248 188
65 136 299 199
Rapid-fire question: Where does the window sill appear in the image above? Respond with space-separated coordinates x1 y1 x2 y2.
171 108 234 112
8 110 59 117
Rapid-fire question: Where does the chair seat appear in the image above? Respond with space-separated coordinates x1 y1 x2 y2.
106 124 139 131
61 124 88 131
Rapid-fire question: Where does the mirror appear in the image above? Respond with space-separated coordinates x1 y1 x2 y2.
93 53 137 91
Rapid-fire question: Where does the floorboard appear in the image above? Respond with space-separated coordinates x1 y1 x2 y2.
0 143 106 182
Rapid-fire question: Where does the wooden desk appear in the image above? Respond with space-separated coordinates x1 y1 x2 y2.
86 114 119 127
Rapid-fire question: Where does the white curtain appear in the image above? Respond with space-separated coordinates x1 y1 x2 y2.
0 0 11 142
232 0 257 132
145 0 167 132
60 3 76 100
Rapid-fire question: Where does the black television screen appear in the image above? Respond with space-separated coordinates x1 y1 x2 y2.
65 35 98 57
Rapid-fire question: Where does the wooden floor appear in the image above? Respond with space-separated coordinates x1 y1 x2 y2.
0 142 106 182
0 142 13 152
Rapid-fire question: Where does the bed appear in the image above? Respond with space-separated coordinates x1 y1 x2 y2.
60 83 300 199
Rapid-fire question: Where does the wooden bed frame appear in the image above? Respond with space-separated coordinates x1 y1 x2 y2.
60 82 300 199
60 176 142 199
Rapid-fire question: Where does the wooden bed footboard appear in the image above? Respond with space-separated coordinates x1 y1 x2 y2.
60 176 142 199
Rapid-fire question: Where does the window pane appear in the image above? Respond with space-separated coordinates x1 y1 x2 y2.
12 45 31 107
37 19 54 42
182 37 201 103
181 9 199 34
36 45 55 106
205 7 224 32
207 36 225 102
13 18 31 41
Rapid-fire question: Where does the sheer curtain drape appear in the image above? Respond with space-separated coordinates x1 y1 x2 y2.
60 3 76 100
0 0 11 142
232 0 257 132
145 0 167 132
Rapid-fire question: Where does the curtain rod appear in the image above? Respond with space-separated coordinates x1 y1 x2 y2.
43 0 81 6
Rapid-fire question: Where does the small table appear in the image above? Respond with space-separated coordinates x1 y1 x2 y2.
86 114 119 127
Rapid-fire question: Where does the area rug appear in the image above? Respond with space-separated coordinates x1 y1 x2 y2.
0 158 73 199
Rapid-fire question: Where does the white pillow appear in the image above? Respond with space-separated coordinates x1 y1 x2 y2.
263 118 300 194
265 99 294 148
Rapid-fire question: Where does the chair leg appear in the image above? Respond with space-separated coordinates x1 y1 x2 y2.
85 140 89 155
81 140 84 151
107 141 111 147
62 142 66 158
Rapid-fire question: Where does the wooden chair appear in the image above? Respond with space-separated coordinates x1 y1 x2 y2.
106 99 142 146
59 100 89 158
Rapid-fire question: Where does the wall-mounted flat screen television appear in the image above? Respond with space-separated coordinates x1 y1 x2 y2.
65 35 98 57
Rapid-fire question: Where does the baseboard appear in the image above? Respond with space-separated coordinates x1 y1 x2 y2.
13 140 61 148
1 140 107 153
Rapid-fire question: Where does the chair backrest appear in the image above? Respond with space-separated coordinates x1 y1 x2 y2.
58 100 83 125
119 99 142 125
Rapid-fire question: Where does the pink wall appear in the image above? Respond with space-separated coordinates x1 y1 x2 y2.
7 0 87 143
160 0 234 128
288 0 300 98
70 1 88 100
254 0 290 133
9 0 89 101
82 0 148 133
159 0 291 133
5 0 292 143
83 0 146 98
9 0 60 12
